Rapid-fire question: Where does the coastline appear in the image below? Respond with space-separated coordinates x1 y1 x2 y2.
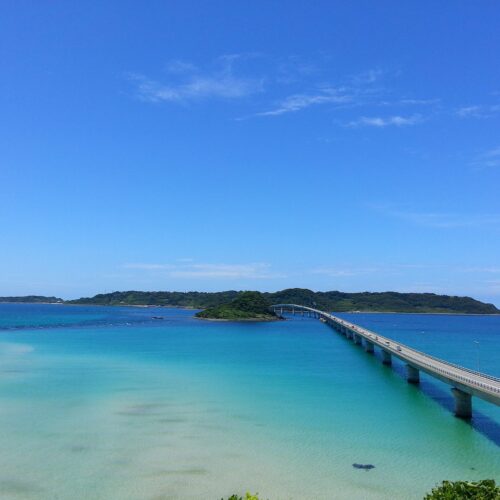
196 315 282 322
2 302 499 315
342 310 500 316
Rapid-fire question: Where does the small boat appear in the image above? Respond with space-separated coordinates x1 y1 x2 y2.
151 316 164 320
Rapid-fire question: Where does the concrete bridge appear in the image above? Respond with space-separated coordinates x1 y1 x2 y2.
271 304 500 419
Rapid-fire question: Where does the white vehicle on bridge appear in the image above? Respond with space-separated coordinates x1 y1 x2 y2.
271 303 500 420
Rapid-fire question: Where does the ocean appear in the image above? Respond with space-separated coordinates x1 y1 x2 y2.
0 303 498 499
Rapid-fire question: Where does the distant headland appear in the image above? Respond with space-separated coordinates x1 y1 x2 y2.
0 295 63 304
2 288 498 315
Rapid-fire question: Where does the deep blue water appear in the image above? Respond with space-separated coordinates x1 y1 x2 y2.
0 304 498 500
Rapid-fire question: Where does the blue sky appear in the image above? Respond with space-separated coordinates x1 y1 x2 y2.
1 1 500 303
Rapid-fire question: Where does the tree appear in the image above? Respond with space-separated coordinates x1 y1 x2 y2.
424 479 500 499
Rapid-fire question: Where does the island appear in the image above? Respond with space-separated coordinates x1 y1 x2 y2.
67 288 499 315
0 295 63 303
195 291 279 321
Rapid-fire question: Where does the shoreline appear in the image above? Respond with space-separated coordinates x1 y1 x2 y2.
195 316 282 322
1 302 499 316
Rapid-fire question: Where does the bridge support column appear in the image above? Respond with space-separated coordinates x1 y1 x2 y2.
381 349 392 365
364 340 374 353
353 333 362 345
451 388 472 419
406 364 420 384
346 329 353 339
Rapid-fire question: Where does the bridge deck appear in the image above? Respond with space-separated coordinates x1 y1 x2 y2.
272 304 500 407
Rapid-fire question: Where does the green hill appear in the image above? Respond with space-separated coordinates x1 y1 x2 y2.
0 296 63 303
195 291 278 321
67 288 499 314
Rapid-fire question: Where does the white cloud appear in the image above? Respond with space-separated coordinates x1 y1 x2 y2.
311 267 378 277
481 147 500 167
456 104 500 118
128 57 263 103
350 68 384 85
348 114 422 127
131 74 263 103
471 146 500 168
456 105 482 118
123 262 285 279
254 87 352 117
398 98 440 105
460 267 500 274
123 263 175 270
375 98 440 108
379 208 500 228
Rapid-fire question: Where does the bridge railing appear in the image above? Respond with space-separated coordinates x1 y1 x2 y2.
334 316 500 386
272 304 500 395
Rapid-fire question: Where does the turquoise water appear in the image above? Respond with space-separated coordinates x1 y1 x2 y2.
0 304 499 499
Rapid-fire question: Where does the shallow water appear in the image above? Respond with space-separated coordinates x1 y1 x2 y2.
0 304 499 499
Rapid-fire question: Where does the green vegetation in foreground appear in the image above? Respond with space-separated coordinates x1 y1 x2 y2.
68 288 500 314
424 479 500 499
195 291 278 321
0 295 63 303
222 494 260 500
221 480 500 500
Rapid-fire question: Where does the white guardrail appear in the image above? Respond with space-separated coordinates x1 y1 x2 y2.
272 304 500 397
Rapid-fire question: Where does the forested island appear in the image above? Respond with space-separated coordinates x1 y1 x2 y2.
0 295 63 303
67 288 500 314
195 291 278 321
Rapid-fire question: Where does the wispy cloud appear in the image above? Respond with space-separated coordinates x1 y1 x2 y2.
246 66 391 119
310 263 442 278
398 98 440 106
128 57 444 124
347 114 422 127
350 68 385 85
455 104 500 118
311 266 378 277
460 267 500 274
254 87 351 117
128 57 263 103
123 263 175 270
377 98 440 106
376 207 500 228
472 146 500 168
123 262 285 279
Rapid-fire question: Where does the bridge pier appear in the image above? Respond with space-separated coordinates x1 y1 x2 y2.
269 305 499 421
451 388 472 419
381 349 392 365
406 364 420 384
